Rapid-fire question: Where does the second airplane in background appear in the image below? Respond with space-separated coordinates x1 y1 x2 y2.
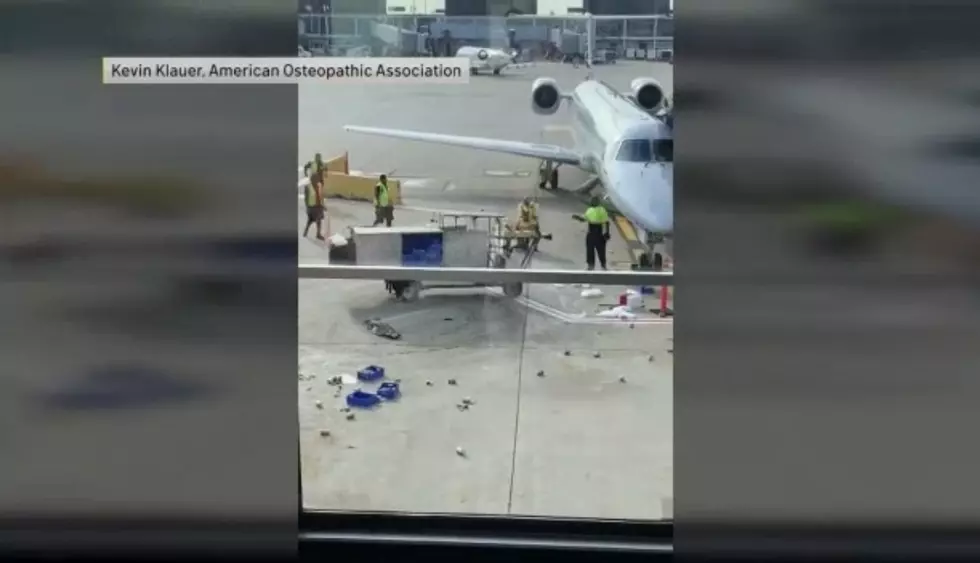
345 75 673 263
456 46 517 75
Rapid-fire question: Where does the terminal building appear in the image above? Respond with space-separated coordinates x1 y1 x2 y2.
444 0 538 16
583 0 671 15
297 0 385 14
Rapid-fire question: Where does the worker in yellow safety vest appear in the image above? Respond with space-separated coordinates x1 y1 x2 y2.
508 196 540 252
516 197 539 231
304 153 325 177
303 166 325 240
372 174 394 227
573 196 610 270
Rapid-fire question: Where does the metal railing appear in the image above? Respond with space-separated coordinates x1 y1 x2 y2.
298 265 673 286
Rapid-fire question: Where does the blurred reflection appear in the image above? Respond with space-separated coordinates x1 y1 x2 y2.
0 0 299 524
678 0 980 530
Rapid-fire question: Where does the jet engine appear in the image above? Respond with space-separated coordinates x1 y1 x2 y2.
630 78 666 112
531 77 562 116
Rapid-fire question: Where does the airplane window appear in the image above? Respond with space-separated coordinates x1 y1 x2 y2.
653 139 673 163
616 139 652 162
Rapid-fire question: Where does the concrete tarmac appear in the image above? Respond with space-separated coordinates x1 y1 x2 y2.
298 61 674 519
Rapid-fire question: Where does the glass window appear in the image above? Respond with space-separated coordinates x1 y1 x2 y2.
616 139 652 162
653 139 673 163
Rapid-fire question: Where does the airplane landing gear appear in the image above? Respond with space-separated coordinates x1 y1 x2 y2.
538 161 560 190
493 68 501 75
633 232 670 271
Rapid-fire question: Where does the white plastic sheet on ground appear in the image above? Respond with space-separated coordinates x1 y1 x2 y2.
597 306 636 320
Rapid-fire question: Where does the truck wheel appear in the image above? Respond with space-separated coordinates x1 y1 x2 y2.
503 282 523 298
402 281 421 302
550 169 559 190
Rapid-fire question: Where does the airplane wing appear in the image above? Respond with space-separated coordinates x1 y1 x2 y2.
344 126 583 166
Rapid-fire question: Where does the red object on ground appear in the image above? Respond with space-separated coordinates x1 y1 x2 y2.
659 286 669 316
618 293 628 306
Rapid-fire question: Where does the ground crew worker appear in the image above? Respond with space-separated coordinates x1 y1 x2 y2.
573 196 610 270
303 168 325 240
517 196 539 232
517 196 540 250
504 197 539 253
372 174 394 227
303 153 325 177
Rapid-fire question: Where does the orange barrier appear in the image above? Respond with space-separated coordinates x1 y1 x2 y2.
659 286 670 318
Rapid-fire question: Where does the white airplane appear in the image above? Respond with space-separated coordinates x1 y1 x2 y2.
456 46 517 75
344 76 673 259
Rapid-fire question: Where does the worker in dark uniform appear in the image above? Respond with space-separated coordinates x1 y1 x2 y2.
302 167 325 240
573 196 610 270
372 174 394 227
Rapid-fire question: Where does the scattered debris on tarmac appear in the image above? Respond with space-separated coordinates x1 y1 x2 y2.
319 430 331 437
364 318 401 340
619 376 627 384
455 446 466 457
593 351 601 358
315 401 323 409
346 413 356 421
448 378 458 386
426 380 434 386
536 370 545 377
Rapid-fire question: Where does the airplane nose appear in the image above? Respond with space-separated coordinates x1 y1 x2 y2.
612 164 673 233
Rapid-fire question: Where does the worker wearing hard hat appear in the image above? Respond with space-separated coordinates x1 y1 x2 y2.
573 196 610 270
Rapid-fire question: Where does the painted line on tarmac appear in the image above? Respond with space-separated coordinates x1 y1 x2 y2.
487 287 671 325
612 214 647 266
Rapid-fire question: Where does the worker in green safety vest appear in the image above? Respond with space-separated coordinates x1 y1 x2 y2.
572 196 611 270
302 166 325 240
304 153 324 177
372 174 394 227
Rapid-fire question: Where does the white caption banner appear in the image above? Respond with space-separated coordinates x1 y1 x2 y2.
102 57 471 84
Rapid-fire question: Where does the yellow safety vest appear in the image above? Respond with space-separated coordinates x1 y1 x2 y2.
305 182 319 207
584 205 609 224
519 203 537 223
375 182 390 207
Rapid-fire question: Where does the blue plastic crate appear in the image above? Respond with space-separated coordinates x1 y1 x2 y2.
346 389 381 409
376 382 401 401
357 365 385 382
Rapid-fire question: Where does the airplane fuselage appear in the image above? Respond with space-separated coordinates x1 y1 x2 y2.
565 80 674 234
